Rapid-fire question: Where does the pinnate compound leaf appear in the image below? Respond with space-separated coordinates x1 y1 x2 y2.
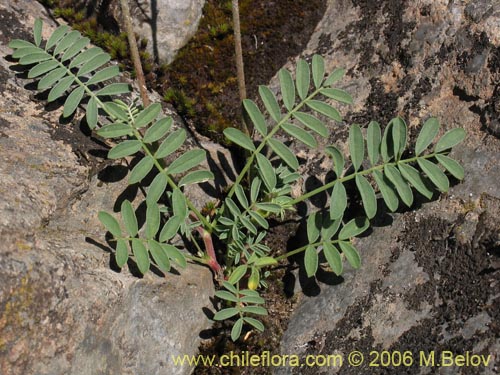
96 123 132 138
281 123 317 148
312 55 325 89
417 159 449 192
323 242 343 275
435 154 464 180
96 83 130 96
306 100 342 122
214 308 239 321
296 59 310 100
325 145 345 177
416 117 439 155
398 163 433 199
243 99 267 136
355 175 377 219
86 96 98 129
268 139 299 170
324 68 345 86
321 88 353 104
372 170 399 212
256 153 276 190
28 60 58 78
339 241 361 269
134 103 161 128
367 121 381 165
279 69 295 111
143 117 173 143
108 140 142 159
224 127 255 151
149 240 171 273
349 124 364 171
330 182 347 220
87 66 120 85
304 245 318 278
435 128 466 152
228 265 248 285
339 217 369 240
132 239 150 274
384 164 413 206
258 85 281 122
98 211 121 237
168 149 206 175
159 215 182 242
179 170 214 187
293 112 328 137
63 86 85 117
121 200 138 237
129 156 154 184
155 128 186 158
115 239 129 268
34 18 43 47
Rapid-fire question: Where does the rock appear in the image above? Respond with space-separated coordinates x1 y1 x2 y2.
0 1 221 374
271 0 500 373
108 0 206 64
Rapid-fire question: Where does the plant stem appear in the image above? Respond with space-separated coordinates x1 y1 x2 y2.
231 0 248 135
119 0 150 107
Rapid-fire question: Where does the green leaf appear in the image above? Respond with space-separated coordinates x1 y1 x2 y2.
77 53 111 76
240 306 268 315
417 159 449 192
367 121 381 165
46 25 69 51
147 173 167 204
96 83 130 97
398 163 433 199
250 178 261 203
223 127 255 151
384 165 413 206
243 99 267 136
325 145 345 177
108 140 142 159
279 69 295 111
435 128 466 152
121 200 138 237
135 103 162 128
249 211 269 230
33 18 43 47
223 281 238 294
231 318 244 341
415 117 439 155
339 241 361 269
63 86 85 117
145 202 160 239
61 36 90 62
307 212 320 243
54 30 80 56
132 239 150 274
159 215 182 242
312 55 325 89
391 117 407 160
155 128 186 158
87 66 120 85
324 68 345 86
294 112 328 137
213 308 239 321
306 100 342 122
168 149 206 175
69 47 103 68
12 46 42 59
296 59 310 100
129 156 154 184
339 217 369 240
436 154 464 180
355 175 377 219
380 122 393 162
225 197 241 217
172 188 188 219
115 239 129 268
255 202 282 213
321 88 353 104
47 76 75 102
215 291 238 303
268 138 299 170
281 123 317 148
86 96 98 129
243 317 265 332
228 265 248 285
38 67 66 90
322 216 342 240
240 216 257 234
256 153 276 190
258 86 281 122
19 52 51 65
349 124 364 171
98 211 121 237
179 170 214 187
234 185 249 208
149 240 171 273
162 244 186 268
330 182 347 220
96 123 132 138
305 245 318 277
253 257 277 267
104 101 128 121
323 242 343 275
372 170 399 212
9 39 35 49
28 60 58 78
143 117 173 143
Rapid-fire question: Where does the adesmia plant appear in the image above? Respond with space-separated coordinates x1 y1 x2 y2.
9 20 465 341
